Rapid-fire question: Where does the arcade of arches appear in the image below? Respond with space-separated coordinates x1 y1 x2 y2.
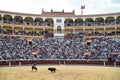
0 14 120 38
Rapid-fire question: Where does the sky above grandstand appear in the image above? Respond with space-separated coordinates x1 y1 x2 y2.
0 0 120 15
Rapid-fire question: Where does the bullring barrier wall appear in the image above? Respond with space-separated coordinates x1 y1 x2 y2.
0 59 120 67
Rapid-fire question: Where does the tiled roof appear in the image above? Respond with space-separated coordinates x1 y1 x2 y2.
75 12 120 17
0 10 120 17
41 11 75 17
0 10 41 16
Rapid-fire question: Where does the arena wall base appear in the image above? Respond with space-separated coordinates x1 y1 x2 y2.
0 60 120 67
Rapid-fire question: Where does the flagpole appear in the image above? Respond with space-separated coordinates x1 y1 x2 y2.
81 9 83 15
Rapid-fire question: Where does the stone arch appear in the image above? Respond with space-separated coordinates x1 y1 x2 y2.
35 18 44 22
3 14 12 23
75 18 83 26
64 18 73 26
85 18 94 26
14 16 23 24
35 17 44 26
95 17 104 25
105 16 115 24
45 18 54 26
24 17 33 25
0 15 1 20
116 16 120 24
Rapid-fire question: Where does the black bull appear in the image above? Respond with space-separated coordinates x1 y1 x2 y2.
48 68 58 73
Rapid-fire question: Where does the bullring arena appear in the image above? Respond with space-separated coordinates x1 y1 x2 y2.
0 9 120 80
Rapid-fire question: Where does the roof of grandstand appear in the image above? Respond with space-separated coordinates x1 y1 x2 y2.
0 10 120 17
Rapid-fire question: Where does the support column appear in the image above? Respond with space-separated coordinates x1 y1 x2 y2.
1 25 3 34
23 17 25 25
83 28 85 36
1 14 3 23
12 26 14 35
114 16 117 24
115 27 117 36
103 17 106 26
11 15 14 24
32 17 35 26
93 18 96 26
115 20 116 24
73 28 75 34
23 27 24 35
33 28 35 36
93 28 95 36
104 27 106 37
43 28 45 36
82 18 85 26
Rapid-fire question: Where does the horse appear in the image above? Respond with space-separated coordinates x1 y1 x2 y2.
32 63 37 71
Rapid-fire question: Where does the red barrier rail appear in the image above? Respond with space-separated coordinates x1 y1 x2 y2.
0 60 120 67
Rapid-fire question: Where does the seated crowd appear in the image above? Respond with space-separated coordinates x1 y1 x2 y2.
0 29 54 38
65 31 120 39
2 19 120 26
0 35 120 61
1 28 120 38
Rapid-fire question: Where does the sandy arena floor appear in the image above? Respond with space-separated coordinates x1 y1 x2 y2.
0 65 120 80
